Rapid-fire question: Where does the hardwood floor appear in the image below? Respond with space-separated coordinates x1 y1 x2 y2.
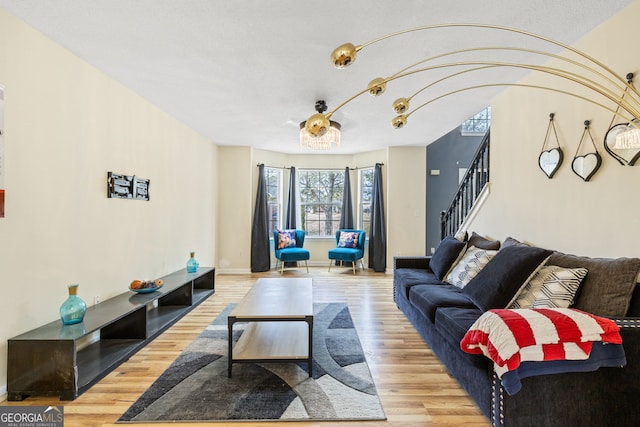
1 268 489 426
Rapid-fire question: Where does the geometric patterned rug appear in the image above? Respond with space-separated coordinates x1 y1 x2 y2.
117 303 386 423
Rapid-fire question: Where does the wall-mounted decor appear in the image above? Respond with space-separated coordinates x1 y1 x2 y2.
571 120 602 182
538 113 563 179
603 73 640 166
604 120 640 166
107 171 150 200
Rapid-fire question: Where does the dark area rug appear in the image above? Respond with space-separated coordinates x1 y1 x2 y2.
118 303 386 423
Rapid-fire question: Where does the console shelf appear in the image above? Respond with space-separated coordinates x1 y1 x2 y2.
7 267 215 401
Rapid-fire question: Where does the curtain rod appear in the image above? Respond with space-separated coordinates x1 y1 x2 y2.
257 163 384 170
256 164 291 170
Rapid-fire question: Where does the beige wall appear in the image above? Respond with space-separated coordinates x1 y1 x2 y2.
0 9 217 393
215 147 426 273
468 1 640 257
387 147 427 258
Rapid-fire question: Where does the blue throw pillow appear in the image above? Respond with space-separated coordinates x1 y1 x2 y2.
430 236 467 280
462 244 553 311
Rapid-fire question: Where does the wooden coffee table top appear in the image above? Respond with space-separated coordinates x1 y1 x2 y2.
229 277 313 319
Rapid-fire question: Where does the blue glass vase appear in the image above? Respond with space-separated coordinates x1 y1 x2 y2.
186 251 199 273
59 284 87 325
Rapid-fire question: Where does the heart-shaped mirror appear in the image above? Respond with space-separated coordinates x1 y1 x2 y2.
572 152 602 182
604 122 640 166
538 148 563 178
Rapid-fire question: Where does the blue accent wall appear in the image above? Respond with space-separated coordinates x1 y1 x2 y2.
426 126 483 253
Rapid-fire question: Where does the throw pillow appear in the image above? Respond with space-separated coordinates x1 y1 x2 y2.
429 236 467 280
509 265 588 309
501 236 527 248
548 252 640 317
445 246 498 289
462 245 553 312
337 231 359 248
468 231 501 250
277 229 296 249
454 229 468 242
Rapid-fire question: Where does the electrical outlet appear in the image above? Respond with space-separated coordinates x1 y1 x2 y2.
94 295 101 305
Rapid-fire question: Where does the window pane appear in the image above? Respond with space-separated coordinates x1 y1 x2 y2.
299 169 344 237
461 106 491 135
359 168 374 235
265 167 281 235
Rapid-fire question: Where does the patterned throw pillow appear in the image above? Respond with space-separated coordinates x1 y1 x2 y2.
445 247 498 289
509 265 588 309
277 229 297 249
337 231 359 248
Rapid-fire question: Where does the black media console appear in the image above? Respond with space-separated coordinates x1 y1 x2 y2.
7 267 215 401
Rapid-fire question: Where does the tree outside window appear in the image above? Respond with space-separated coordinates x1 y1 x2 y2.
461 106 491 135
265 167 281 236
299 169 344 237
359 168 374 235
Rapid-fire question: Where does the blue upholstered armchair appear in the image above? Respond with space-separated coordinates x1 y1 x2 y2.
273 229 310 273
328 229 366 274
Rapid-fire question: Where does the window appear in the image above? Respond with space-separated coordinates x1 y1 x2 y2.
461 106 491 135
265 167 281 236
299 169 344 237
359 168 374 235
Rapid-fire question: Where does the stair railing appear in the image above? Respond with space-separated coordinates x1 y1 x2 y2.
440 129 490 239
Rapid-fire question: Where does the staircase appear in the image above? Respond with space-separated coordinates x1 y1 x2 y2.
440 129 490 239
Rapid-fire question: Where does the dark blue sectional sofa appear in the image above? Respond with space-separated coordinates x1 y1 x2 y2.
393 237 640 427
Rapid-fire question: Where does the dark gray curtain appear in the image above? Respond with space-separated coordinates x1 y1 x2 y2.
339 167 354 229
251 164 270 272
368 163 386 272
285 167 296 229
337 167 355 266
284 166 297 267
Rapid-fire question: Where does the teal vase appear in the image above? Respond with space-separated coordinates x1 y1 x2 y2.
186 251 199 273
59 284 87 325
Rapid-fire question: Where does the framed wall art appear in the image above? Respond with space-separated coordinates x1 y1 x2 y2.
107 171 150 201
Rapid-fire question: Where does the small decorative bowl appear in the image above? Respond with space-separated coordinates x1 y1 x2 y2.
129 280 163 293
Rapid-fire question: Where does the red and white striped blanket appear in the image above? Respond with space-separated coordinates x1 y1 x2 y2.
460 308 622 377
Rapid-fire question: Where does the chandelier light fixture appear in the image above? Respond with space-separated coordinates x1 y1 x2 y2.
303 23 640 161
300 100 341 150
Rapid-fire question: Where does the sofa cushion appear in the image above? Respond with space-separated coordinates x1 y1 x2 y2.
462 245 553 312
394 268 442 300
509 265 588 309
430 236 467 280
276 246 310 262
627 284 640 317
435 306 484 352
445 246 498 289
548 252 640 317
409 284 477 323
468 232 501 250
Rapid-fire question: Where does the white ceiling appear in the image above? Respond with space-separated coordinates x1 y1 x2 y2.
0 0 634 154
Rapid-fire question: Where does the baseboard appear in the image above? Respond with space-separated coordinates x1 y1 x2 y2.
215 267 252 274
215 262 389 274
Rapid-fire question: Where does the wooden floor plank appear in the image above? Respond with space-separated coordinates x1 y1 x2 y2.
1 268 489 426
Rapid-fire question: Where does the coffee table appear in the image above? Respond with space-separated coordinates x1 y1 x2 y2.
227 277 313 377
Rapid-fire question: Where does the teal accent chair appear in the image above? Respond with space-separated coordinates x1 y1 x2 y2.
328 229 366 274
273 229 310 273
